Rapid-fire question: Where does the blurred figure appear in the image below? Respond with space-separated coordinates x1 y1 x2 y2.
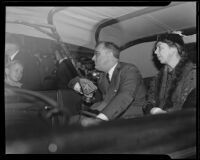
5 60 24 88
54 50 78 89
5 35 41 90
143 32 196 115
40 54 57 90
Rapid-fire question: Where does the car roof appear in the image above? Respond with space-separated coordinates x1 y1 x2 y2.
6 2 196 50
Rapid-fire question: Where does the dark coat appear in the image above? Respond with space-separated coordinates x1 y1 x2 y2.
94 62 146 120
56 59 78 89
144 61 196 114
13 51 41 91
182 88 196 109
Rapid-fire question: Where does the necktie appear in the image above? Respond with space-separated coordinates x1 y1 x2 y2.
106 73 110 83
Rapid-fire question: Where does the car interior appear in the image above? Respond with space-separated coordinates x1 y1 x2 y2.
4 2 197 156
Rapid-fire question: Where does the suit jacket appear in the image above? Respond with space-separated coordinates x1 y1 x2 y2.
95 62 146 120
13 51 41 90
56 58 78 89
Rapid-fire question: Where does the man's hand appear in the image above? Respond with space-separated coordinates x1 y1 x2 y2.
150 107 167 115
73 82 83 94
80 117 102 127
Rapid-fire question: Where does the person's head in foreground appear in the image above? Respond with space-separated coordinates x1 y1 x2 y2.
5 60 24 88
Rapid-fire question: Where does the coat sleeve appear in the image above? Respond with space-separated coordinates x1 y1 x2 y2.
101 66 144 120
166 64 196 112
178 66 196 109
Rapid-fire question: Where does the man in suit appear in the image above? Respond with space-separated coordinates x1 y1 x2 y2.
54 50 78 89
5 36 41 90
79 41 146 126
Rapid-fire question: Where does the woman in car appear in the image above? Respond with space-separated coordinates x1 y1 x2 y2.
143 32 196 115
5 60 24 88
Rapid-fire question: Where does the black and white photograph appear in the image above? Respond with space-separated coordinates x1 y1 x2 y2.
4 2 197 158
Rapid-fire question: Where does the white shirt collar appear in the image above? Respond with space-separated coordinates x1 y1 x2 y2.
10 50 19 61
108 62 118 81
59 57 68 64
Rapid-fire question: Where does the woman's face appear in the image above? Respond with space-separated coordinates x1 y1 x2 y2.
7 63 23 82
154 42 175 65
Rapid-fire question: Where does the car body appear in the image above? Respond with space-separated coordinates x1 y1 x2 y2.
4 2 197 157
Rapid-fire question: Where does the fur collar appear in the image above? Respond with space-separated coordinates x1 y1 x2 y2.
155 54 190 110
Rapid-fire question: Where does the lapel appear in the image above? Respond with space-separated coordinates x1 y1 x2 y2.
97 62 122 110
159 66 168 101
104 63 121 93
98 62 122 95
110 62 121 89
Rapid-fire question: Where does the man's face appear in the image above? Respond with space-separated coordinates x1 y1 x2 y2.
5 43 19 57
6 63 23 82
92 44 111 72
154 42 174 64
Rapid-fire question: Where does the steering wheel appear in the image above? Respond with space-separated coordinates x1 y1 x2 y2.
5 87 68 127
5 87 58 108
